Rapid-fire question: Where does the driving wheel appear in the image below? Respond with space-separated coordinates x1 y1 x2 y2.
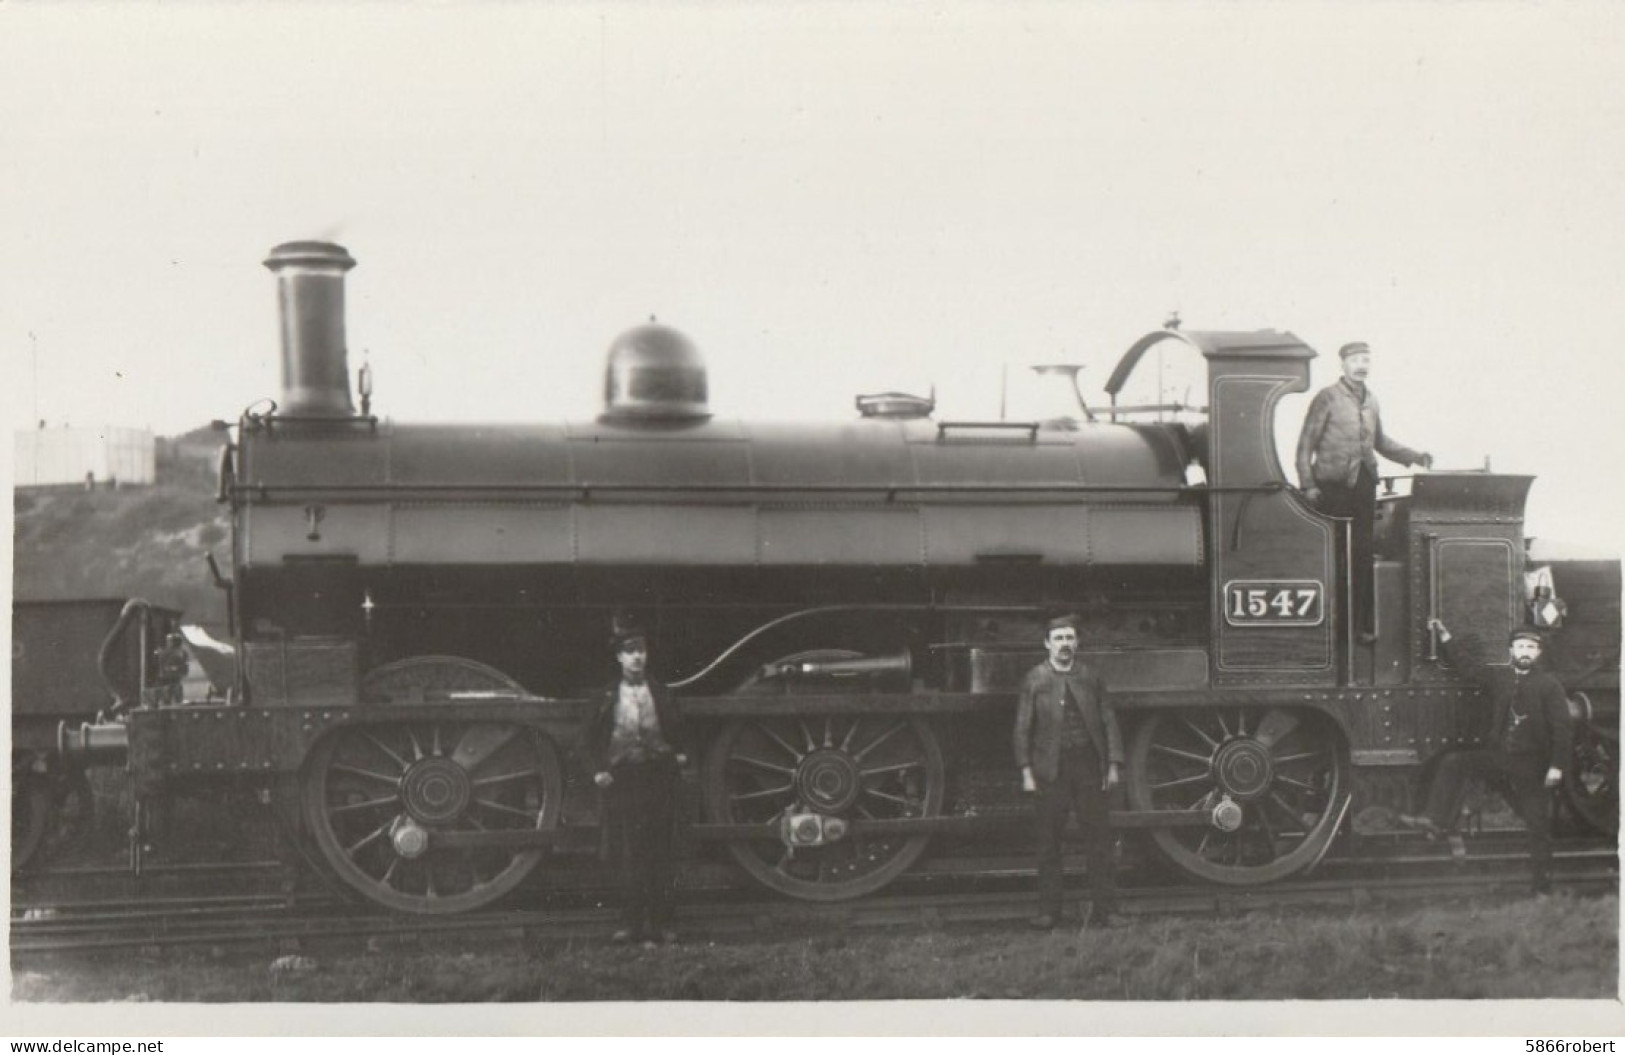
703 702 945 901
1128 705 1348 885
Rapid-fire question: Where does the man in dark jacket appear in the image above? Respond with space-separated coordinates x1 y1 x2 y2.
1014 614 1125 930
1401 621 1573 893
1294 341 1432 642
580 615 689 944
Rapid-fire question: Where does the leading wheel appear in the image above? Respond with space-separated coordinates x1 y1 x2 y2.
703 648 945 901
302 656 562 914
303 720 562 914
1128 706 1348 885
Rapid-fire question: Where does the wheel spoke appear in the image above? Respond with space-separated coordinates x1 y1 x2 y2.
1214 711 1231 739
798 719 817 752
1151 772 1211 792
1152 743 1213 766
731 754 797 776
407 727 425 761
331 794 400 815
1254 804 1280 858
332 763 400 785
853 721 905 762
757 723 806 763
345 820 392 857
823 716 833 748
361 731 410 772
1181 719 1220 752
471 767 543 788
1268 791 1308 831
732 783 795 803
839 719 861 753
1272 750 1324 766
473 798 537 821
1275 774 1319 796
863 786 910 808
432 724 444 757
859 760 922 778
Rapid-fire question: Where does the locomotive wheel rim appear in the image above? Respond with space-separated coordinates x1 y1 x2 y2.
305 653 561 915
702 711 946 902
1127 706 1347 886
1562 721 1619 835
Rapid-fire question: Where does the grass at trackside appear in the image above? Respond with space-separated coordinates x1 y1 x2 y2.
12 890 1616 1003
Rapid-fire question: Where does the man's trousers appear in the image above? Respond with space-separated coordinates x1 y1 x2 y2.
605 754 680 934
1423 748 1553 892
1318 463 1378 638
1034 747 1116 917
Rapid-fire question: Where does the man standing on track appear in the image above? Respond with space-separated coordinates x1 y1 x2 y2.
582 615 690 945
1014 613 1124 930
1400 621 1572 895
1294 341 1432 643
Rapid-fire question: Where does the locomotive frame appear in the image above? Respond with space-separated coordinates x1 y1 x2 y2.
43 240 1619 914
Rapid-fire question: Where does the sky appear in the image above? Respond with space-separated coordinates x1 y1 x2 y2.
4 1 1624 553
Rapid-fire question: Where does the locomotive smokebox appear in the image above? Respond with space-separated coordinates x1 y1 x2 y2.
601 322 711 423
264 240 358 418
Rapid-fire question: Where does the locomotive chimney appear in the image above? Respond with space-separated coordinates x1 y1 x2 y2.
264 241 358 418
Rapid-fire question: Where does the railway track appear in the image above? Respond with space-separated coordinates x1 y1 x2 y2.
13 836 1616 957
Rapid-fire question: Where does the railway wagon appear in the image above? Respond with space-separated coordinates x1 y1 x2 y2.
58 241 1618 913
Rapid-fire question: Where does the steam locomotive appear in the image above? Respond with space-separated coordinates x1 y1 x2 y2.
42 240 1619 914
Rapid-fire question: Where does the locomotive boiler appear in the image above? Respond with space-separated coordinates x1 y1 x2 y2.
55 240 1618 913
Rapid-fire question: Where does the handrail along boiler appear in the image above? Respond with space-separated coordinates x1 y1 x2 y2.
56 241 1619 912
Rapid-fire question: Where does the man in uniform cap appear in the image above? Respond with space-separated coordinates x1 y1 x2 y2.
1294 341 1432 643
580 614 690 944
1013 613 1124 930
1400 620 1573 894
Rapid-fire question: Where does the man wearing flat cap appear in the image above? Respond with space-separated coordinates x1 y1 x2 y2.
580 614 690 944
1295 341 1432 642
1014 613 1124 930
1400 620 1572 894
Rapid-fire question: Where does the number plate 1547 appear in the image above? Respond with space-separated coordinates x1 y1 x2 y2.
1224 580 1325 626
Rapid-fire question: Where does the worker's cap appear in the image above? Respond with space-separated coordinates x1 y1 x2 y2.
1046 613 1082 635
610 613 648 650
1509 627 1544 647
1338 341 1371 360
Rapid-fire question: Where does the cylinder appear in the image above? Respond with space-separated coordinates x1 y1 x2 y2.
264 241 357 418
